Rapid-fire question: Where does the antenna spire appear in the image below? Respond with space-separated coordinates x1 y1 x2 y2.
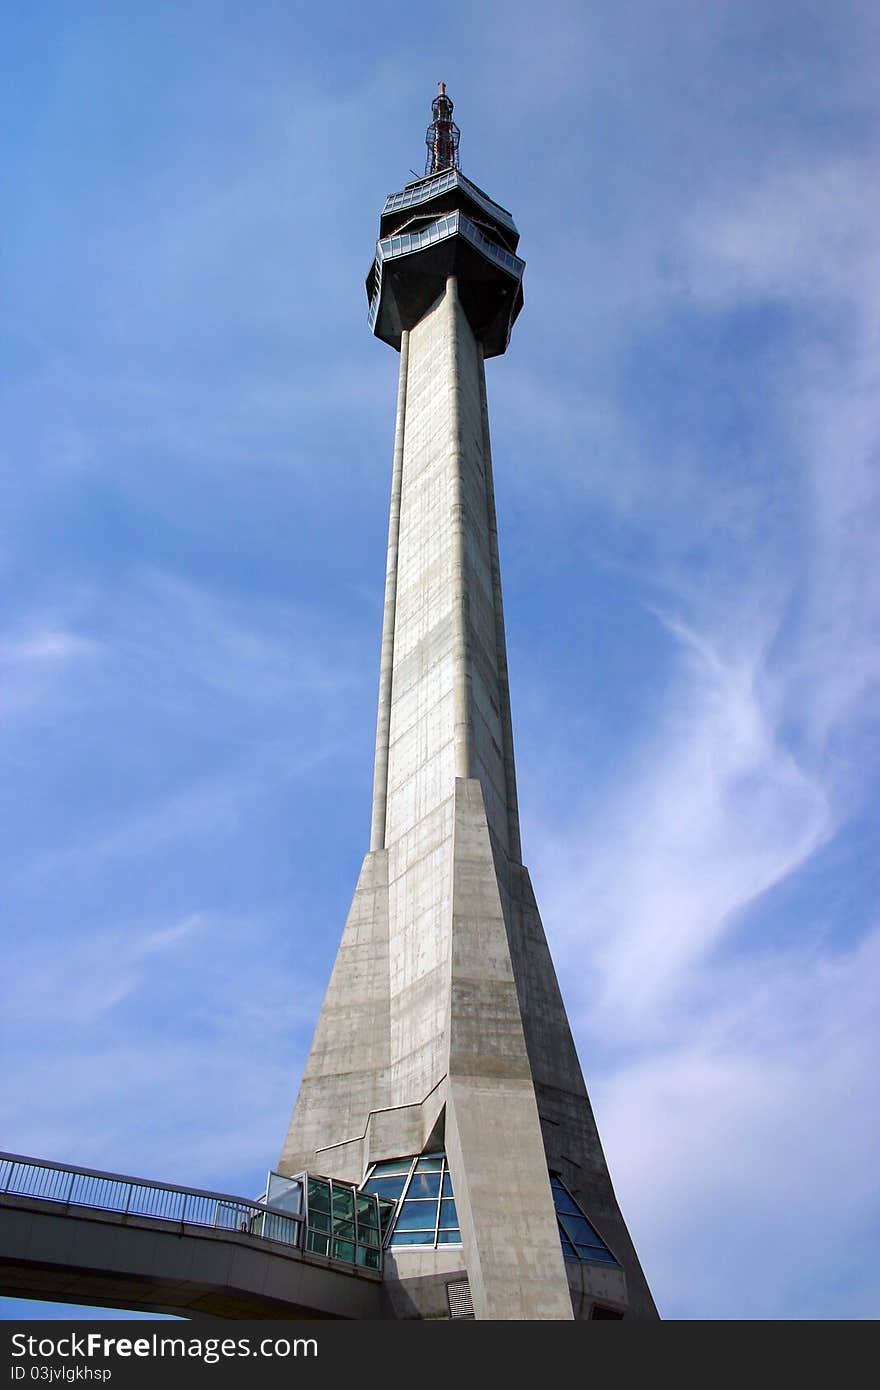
425 81 460 175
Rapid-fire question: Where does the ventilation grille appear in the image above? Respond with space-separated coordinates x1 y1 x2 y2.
446 1278 475 1319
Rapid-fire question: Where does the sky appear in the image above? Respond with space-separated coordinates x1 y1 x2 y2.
1 0 878 1322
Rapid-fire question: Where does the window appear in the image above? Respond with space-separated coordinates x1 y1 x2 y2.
303 1174 392 1269
361 1152 461 1249
550 1175 620 1266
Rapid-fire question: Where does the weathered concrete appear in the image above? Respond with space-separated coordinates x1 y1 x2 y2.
279 265 658 1319
445 778 572 1320
279 851 390 1179
500 862 658 1317
370 329 410 852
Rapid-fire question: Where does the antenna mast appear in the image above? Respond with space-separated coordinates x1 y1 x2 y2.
425 81 460 174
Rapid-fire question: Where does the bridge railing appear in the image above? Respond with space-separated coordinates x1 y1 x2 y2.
0 1152 302 1250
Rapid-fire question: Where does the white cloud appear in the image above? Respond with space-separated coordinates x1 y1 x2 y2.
0 623 103 721
1 630 100 664
1 905 324 1189
593 924 880 1318
682 158 880 323
537 611 831 1031
678 152 880 778
134 912 207 955
521 142 880 1317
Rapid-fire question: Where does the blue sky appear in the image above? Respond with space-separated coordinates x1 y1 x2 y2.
2 0 878 1321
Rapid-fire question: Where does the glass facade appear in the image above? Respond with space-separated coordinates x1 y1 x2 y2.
361 1153 461 1249
550 1175 619 1266
458 213 524 273
375 211 524 279
382 168 518 234
377 212 459 263
383 168 458 214
358 1159 616 1264
303 1174 395 1271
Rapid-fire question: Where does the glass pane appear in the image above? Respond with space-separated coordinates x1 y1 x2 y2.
332 1239 356 1263
441 1174 454 1198
367 1159 413 1178
560 1233 578 1260
414 1155 444 1172
437 1230 462 1245
332 1219 356 1240
394 1200 437 1231
306 1231 328 1255
390 1229 434 1246
356 1194 379 1224
439 1199 458 1228
551 1186 581 1217
406 1172 441 1199
561 1214 604 1249
331 1186 355 1220
307 1180 330 1214
266 1173 303 1214
362 1176 408 1201
575 1244 617 1265
309 1210 331 1234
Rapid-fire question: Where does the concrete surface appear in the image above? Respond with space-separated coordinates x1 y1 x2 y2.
0 1195 381 1319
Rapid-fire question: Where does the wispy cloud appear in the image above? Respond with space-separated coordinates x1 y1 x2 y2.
1 621 103 723
515 135 880 1317
1 629 100 665
1 567 368 1194
1 904 324 1188
680 151 880 769
594 921 880 1318
4 568 368 896
535 612 831 1029
134 911 207 955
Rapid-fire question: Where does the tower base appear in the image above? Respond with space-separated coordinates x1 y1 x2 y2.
280 780 657 1319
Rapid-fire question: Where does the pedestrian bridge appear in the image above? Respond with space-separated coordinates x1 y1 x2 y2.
0 1153 387 1319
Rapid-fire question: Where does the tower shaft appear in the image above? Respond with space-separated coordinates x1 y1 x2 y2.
373 277 519 858
281 280 571 1317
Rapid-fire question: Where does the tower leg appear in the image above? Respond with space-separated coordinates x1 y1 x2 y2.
444 778 573 1319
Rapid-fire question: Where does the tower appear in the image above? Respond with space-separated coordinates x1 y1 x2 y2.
279 86 658 1321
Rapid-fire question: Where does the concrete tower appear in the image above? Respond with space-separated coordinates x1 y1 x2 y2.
280 87 658 1322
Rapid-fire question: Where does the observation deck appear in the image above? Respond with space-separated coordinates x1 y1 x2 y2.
366 167 525 358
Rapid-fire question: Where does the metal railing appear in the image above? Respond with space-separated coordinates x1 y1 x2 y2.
382 169 518 234
0 1151 302 1250
375 210 524 279
368 208 525 334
